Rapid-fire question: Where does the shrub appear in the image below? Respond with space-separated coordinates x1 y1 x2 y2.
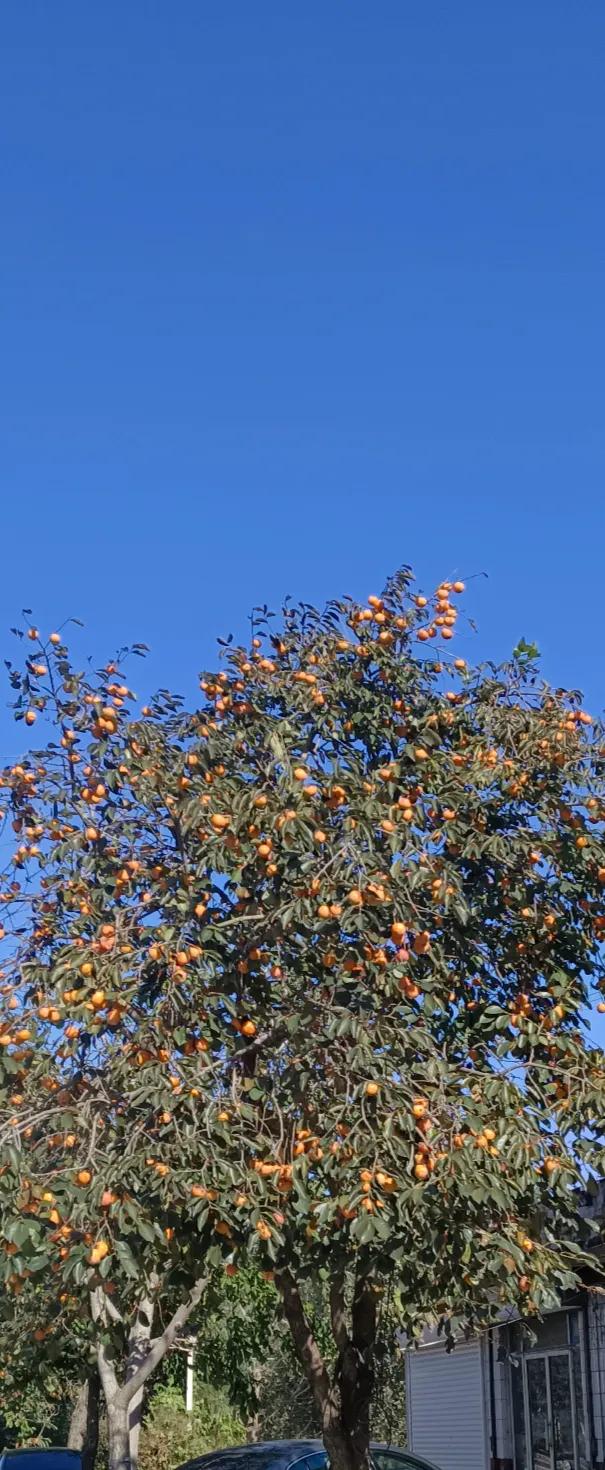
137 1381 245 1470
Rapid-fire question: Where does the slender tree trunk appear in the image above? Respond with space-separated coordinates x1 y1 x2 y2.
125 1288 155 1470
68 1369 100 1470
106 1400 131 1470
246 1412 262 1443
91 1274 209 1470
128 1384 144 1470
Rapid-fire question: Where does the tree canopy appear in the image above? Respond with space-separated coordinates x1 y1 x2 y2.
1 568 604 1470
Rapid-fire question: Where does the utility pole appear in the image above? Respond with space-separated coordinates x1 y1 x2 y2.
186 1336 196 1414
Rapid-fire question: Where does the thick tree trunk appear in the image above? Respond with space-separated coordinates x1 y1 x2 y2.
106 1400 131 1470
68 1369 100 1470
277 1266 376 1470
338 1275 376 1470
324 1423 372 1470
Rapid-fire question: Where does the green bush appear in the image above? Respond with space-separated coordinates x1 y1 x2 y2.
137 1380 245 1470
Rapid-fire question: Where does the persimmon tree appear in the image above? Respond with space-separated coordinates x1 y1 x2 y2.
0 1278 99 1469
0 631 260 1470
0 1024 234 1470
1 571 605 1470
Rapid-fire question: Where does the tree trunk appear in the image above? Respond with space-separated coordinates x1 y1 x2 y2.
125 1289 154 1470
338 1275 376 1470
128 1384 144 1470
324 1423 372 1470
277 1266 376 1470
68 1369 100 1470
106 1400 131 1470
91 1274 209 1470
246 1412 262 1443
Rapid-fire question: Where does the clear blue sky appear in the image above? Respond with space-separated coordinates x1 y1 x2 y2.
1 2 604 741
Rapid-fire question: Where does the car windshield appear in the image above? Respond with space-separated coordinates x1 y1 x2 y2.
291 1452 420 1470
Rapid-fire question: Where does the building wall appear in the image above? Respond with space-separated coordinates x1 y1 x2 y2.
406 1301 605 1470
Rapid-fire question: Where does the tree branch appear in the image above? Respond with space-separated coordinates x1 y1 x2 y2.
90 1288 120 1404
103 1292 124 1328
276 1267 332 1421
330 1269 349 1353
126 1279 158 1380
96 1341 120 1406
116 1273 209 1408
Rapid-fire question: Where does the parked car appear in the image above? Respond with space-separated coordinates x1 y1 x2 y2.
176 1440 441 1470
0 1452 82 1470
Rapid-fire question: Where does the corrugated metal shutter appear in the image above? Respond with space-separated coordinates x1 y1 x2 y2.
406 1337 488 1470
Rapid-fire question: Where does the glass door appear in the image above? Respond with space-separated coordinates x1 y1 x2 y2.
522 1352 578 1470
526 1357 551 1470
549 1353 576 1470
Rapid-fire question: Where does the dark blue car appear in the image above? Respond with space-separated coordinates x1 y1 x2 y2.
176 1440 441 1470
0 1452 81 1470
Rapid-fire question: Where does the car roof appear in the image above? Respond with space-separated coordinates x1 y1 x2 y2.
175 1441 441 1470
0 1453 81 1468
0 1453 81 1460
175 1445 321 1470
178 1445 321 1460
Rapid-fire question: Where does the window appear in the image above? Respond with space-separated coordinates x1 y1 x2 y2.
372 1453 420 1470
289 1456 327 1470
510 1313 571 1354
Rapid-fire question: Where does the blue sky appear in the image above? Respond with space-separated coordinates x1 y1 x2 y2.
1 1 604 744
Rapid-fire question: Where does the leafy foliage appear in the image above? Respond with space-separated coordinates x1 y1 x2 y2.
0 1277 87 1450
0 1366 71 1452
193 1265 282 1421
160 1268 405 1444
131 1380 244 1470
0 571 604 1466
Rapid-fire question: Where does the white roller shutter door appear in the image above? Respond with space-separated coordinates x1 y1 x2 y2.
406 1337 488 1470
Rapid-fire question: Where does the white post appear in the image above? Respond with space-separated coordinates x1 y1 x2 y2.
186 1341 195 1414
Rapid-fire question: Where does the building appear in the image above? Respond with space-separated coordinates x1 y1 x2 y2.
406 1294 605 1470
